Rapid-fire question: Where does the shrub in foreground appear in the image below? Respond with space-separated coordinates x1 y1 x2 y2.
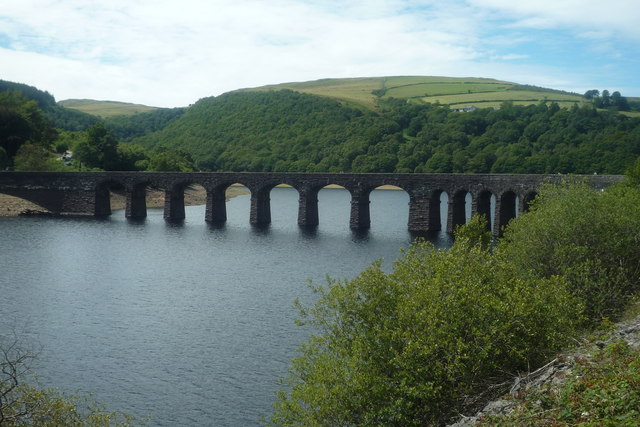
0 335 145 426
270 217 582 426
498 182 640 323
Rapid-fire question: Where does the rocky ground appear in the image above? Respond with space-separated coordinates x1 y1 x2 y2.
0 186 248 216
449 313 640 426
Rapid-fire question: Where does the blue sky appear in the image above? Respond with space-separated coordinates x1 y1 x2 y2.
1 0 638 107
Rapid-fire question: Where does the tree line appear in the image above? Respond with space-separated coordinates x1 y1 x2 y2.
133 90 640 175
584 89 631 111
2 80 640 175
0 88 195 172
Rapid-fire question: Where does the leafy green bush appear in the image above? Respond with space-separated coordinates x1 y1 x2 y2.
1 384 143 426
497 181 640 323
270 217 582 425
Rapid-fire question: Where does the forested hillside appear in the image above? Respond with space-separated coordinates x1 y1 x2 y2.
2 78 640 174
0 79 99 131
133 90 640 174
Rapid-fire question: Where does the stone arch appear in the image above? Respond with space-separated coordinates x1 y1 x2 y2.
264 182 303 227
447 188 470 233
205 180 252 223
370 184 411 230
345 185 375 230
473 189 495 231
494 189 518 236
163 180 191 220
300 183 352 228
424 189 445 232
95 179 126 216
0 189 58 216
125 180 153 218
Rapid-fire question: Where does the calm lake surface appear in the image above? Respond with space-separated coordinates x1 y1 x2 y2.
0 188 453 426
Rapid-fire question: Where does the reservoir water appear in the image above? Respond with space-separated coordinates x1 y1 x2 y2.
0 187 452 425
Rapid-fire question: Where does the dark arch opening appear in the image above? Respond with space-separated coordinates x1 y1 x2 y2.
522 191 538 212
475 190 495 231
448 189 470 233
496 190 518 235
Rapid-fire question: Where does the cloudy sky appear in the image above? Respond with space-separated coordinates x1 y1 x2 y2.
1 0 638 107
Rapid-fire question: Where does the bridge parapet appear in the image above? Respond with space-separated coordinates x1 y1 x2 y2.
0 172 624 234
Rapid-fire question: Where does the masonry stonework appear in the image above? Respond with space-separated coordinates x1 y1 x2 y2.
0 172 623 235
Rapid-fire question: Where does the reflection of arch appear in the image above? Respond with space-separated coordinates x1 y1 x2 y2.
447 189 469 233
521 191 537 213
495 190 518 236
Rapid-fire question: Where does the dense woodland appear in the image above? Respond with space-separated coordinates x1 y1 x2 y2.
133 90 640 174
1 79 640 175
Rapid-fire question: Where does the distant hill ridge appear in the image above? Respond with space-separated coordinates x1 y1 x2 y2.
239 76 587 110
59 99 159 118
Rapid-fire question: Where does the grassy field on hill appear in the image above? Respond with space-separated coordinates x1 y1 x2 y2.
242 76 585 110
59 99 159 118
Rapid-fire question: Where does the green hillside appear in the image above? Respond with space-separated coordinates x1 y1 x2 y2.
3 76 639 175
59 99 159 118
132 89 640 174
242 76 586 110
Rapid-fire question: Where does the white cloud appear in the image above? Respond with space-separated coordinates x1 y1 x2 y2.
0 0 637 106
469 0 640 40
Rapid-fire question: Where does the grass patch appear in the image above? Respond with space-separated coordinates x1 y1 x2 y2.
242 76 545 110
384 82 513 98
242 76 588 111
245 77 384 109
59 99 159 118
422 90 585 106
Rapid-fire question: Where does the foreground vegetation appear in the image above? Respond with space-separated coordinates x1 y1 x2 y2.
481 339 640 425
0 334 145 426
269 175 640 425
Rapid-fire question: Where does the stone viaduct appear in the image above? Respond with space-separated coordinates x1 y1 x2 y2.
0 172 623 235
